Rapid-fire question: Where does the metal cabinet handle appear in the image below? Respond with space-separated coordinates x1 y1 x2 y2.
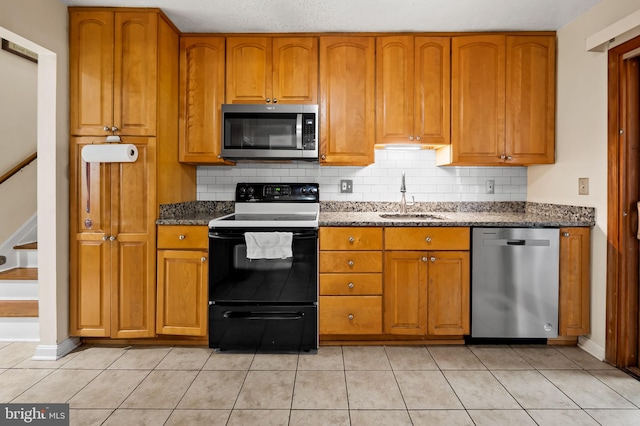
321 154 326 160
507 155 513 160
348 314 354 320
110 235 116 241
425 237 432 243
348 282 354 289
430 256 436 262
421 256 428 262
348 260 354 266
500 154 506 160
266 98 271 103
562 232 570 237
416 136 421 141
409 135 414 141
273 98 278 103
111 126 118 132
179 235 186 240
103 126 110 131
102 235 109 241
348 236 355 243
201 257 207 262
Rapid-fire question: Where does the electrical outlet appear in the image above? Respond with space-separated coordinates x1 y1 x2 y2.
578 177 589 195
486 179 495 194
340 179 353 193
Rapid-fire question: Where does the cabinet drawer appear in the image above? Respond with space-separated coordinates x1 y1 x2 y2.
157 225 208 249
320 227 383 250
385 227 470 250
319 296 382 335
319 251 382 273
320 273 382 295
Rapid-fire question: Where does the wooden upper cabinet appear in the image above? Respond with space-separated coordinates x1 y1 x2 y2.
273 37 318 104
376 36 450 146
506 36 556 164
70 10 160 136
447 35 506 165
179 36 231 164
69 11 115 136
319 36 376 165
559 227 590 336
226 36 318 104
438 34 555 166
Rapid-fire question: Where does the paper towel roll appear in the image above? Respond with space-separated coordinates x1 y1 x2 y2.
81 144 138 163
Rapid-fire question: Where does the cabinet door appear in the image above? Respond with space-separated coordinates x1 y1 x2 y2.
69 138 112 337
415 37 451 145
157 250 208 336
69 10 114 136
319 36 375 165
559 228 590 336
273 37 318 104
427 251 470 335
376 36 414 144
226 37 271 104
109 138 156 338
384 251 427 335
179 37 230 164
506 36 556 164
450 35 505 165
113 12 158 136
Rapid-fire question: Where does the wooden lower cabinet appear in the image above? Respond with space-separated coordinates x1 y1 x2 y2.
156 225 209 337
559 227 590 336
320 296 382 335
384 250 470 336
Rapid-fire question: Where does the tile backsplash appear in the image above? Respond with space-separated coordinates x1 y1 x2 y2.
197 149 527 202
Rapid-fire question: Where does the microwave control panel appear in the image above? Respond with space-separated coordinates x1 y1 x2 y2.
303 114 316 150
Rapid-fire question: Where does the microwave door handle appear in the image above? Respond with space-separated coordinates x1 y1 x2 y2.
296 113 303 150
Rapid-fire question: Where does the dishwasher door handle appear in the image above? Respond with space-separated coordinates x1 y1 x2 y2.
484 239 551 247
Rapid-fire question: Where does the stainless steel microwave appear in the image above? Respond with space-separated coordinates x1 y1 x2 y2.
221 104 319 161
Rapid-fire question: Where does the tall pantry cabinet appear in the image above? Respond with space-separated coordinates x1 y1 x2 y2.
69 8 195 338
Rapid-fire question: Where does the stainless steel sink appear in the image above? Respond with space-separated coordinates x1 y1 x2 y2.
379 213 444 220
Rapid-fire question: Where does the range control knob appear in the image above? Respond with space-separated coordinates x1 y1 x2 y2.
247 186 255 195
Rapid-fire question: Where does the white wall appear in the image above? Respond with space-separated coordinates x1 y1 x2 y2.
0 32 37 243
0 0 69 350
198 150 528 202
528 0 640 355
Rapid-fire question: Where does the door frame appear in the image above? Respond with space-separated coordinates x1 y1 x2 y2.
606 35 640 367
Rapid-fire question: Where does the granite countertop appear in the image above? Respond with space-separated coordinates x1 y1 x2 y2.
158 201 595 228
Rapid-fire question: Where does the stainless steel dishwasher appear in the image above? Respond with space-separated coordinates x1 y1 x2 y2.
472 228 560 339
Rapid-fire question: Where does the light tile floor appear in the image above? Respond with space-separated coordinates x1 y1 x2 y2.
1 342 640 425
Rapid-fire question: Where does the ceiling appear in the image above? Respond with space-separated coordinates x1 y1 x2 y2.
59 0 601 33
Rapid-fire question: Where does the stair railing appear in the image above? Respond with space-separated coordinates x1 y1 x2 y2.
0 152 37 186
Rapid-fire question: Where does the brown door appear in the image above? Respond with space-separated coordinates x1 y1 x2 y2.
607 37 640 370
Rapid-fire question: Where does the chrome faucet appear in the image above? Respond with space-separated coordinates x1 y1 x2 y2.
399 171 414 213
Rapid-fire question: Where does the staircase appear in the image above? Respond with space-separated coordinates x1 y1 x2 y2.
0 242 39 341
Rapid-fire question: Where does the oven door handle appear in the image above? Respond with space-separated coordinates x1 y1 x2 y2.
209 232 317 239
223 311 304 320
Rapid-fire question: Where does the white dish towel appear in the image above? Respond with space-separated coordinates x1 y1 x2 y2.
245 232 293 259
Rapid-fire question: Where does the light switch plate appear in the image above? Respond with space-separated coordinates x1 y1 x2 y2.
578 177 589 195
340 179 353 193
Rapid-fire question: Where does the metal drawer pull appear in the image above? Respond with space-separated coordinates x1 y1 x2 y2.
348 260 354 266
348 314 354 320
348 282 354 289
562 232 570 237
201 257 207 262
425 237 432 242
348 236 355 243
430 257 436 262
421 256 428 262
179 235 186 240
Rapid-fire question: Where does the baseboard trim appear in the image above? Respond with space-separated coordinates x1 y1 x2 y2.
32 337 81 360
578 336 606 361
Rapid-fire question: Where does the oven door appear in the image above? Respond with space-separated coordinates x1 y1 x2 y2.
208 228 318 304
